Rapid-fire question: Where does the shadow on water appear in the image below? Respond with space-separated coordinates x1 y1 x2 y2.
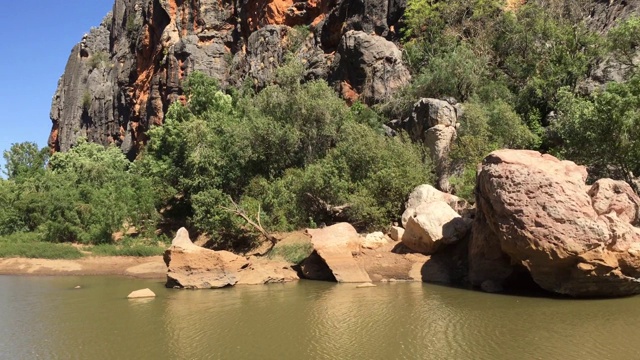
420 263 639 301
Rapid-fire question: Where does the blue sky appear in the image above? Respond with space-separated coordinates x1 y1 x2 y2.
0 1 113 173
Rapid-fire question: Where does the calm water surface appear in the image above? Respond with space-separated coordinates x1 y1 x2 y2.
0 276 638 360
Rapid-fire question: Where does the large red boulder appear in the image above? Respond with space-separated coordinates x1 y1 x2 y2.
470 150 640 297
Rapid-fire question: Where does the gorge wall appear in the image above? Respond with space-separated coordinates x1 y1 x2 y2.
48 0 409 158
49 0 639 158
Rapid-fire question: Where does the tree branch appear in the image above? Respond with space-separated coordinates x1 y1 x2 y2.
220 197 278 251
304 193 351 219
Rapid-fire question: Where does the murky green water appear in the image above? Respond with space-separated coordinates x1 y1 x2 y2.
0 276 637 360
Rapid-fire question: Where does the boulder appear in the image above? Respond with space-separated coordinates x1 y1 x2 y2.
401 99 461 192
470 149 640 297
330 31 410 105
402 201 472 255
402 184 467 226
589 178 640 224
300 251 337 281
355 246 429 283
389 226 404 242
127 288 156 299
164 228 298 289
306 223 372 283
360 232 390 249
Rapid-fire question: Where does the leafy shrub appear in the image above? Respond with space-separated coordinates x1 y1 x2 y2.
82 91 92 111
247 122 435 230
88 52 108 70
2 142 49 180
607 16 640 73
1 140 161 244
267 242 314 264
142 70 435 246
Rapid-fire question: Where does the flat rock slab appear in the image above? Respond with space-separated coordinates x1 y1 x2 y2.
306 223 372 283
164 228 299 289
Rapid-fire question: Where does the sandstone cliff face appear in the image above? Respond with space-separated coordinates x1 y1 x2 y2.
49 0 408 157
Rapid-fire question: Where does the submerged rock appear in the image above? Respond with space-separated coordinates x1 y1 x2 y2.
470 149 640 297
127 288 156 299
356 283 377 288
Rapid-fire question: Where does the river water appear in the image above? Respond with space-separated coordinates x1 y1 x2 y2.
0 276 637 360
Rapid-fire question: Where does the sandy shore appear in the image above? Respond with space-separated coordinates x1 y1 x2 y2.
0 256 167 279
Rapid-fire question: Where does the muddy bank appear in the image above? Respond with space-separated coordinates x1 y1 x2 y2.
0 256 166 279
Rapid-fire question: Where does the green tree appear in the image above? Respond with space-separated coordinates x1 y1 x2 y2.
2 142 49 180
607 16 640 76
553 74 640 184
450 99 538 200
294 123 434 229
40 139 158 243
492 4 601 128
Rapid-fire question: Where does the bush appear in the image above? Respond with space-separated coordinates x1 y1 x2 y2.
607 16 640 74
2 142 49 180
142 71 436 246
82 91 92 111
268 242 314 264
266 122 435 230
88 52 108 70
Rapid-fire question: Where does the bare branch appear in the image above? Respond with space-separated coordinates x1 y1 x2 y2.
220 197 278 252
304 193 351 219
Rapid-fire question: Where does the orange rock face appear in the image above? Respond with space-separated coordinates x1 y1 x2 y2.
244 0 331 33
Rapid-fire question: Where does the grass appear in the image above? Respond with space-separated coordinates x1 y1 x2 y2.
0 233 84 260
89 243 166 257
268 242 314 264
0 232 165 259
88 51 108 69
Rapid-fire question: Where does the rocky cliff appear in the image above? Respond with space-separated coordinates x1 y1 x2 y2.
49 0 639 158
49 0 409 157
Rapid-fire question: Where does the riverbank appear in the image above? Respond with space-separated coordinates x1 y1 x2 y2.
0 256 166 279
